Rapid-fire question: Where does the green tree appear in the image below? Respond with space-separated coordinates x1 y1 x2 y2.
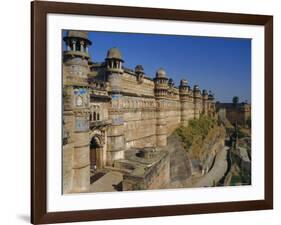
232 96 239 106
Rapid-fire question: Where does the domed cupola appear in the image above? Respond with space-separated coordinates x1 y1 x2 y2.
154 68 168 98
155 68 167 79
105 47 124 73
63 31 92 59
208 90 215 101
168 78 175 87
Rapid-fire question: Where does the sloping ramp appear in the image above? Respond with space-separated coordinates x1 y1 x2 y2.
192 146 229 187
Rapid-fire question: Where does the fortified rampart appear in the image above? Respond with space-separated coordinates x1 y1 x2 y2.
62 31 216 193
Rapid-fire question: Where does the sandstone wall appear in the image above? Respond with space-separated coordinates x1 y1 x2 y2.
107 71 207 149
119 72 155 97
165 99 181 135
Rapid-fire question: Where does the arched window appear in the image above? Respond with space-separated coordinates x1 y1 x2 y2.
93 112 96 121
89 113 92 121
97 113 100 121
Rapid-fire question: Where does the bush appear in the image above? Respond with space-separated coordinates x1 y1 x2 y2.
175 115 216 150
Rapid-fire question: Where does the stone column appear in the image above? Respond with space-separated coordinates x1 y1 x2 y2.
72 40 76 51
80 41 84 52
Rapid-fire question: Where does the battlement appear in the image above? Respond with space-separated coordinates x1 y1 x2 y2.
62 32 217 193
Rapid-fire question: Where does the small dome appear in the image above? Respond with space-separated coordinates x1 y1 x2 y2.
208 91 214 99
106 47 123 61
63 30 92 45
180 79 188 87
156 68 167 78
202 89 208 95
168 78 174 86
135 65 144 73
193 85 200 91
67 31 89 39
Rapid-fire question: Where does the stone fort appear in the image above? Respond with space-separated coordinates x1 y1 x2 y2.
62 31 216 193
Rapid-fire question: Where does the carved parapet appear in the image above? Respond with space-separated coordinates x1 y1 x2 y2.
63 50 90 59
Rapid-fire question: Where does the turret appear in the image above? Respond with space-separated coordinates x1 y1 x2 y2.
179 79 189 100
63 30 92 61
154 68 168 146
208 90 215 102
193 85 202 118
105 47 125 164
202 89 209 115
135 64 144 83
154 68 168 98
105 47 124 95
62 31 92 193
168 78 175 87
208 91 216 116
105 47 124 74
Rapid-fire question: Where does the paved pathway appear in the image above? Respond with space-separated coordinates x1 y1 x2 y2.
90 171 123 192
191 146 229 187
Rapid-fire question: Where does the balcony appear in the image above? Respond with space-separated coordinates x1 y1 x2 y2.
90 120 111 129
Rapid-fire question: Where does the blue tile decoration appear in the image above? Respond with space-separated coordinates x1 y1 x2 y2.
75 118 89 131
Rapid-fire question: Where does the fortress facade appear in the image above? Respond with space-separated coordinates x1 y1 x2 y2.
62 31 216 193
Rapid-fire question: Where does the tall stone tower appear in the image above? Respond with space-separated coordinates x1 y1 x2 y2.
208 91 215 116
202 89 209 115
154 68 168 146
193 85 202 118
62 31 92 193
179 79 191 126
135 64 145 83
105 47 125 165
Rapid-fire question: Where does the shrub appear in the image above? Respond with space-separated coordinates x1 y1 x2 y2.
175 115 216 150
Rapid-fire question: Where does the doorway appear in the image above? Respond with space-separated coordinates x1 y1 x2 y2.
90 135 104 172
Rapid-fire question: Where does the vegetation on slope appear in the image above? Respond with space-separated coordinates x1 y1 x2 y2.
175 115 216 150
175 115 226 162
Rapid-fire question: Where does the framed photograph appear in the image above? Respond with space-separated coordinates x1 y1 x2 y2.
31 1 273 224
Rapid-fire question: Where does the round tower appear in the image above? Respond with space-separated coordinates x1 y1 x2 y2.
193 85 202 118
154 68 168 98
105 47 124 74
135 64 144 83
168 78 175 87
154 68 168 146
179 79 191 125
202 89 209 115
179 79 189 100
208 91 215 116
105 47 126 164
63 31 92 193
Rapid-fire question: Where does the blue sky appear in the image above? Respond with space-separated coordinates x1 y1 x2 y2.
63 30 251 103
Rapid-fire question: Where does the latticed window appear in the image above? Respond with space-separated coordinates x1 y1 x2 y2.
90 105 101 121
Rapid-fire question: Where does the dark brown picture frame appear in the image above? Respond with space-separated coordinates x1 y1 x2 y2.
31 1 273 224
